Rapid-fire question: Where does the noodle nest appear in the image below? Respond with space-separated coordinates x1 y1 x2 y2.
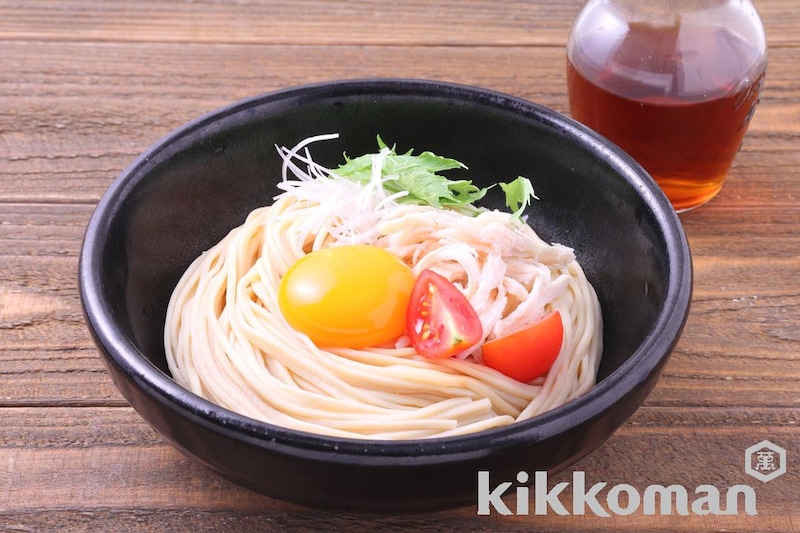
165 139 603 440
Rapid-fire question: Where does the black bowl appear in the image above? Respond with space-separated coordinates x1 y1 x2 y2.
79 79 692 512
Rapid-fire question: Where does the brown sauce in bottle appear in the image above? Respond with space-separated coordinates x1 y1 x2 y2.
568 21 766 211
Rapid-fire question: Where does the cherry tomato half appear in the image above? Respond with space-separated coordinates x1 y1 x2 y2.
405 269 483 359
481 311 564 383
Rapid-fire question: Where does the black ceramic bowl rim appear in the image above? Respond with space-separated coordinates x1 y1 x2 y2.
79 78 692 468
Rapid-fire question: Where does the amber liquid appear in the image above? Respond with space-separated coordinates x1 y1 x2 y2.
568 24 765 211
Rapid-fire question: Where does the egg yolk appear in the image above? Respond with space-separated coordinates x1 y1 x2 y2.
278 244 415 348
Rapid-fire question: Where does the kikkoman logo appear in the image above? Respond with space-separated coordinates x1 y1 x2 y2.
477 440 787 517
745 440 787 482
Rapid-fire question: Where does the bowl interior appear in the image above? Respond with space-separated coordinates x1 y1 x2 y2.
99 81 679 399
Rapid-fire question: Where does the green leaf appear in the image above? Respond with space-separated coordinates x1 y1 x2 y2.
499 176 538 219
335 153 375 185
334 136 535 217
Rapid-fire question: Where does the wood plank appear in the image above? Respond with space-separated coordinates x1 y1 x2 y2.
0 406 796 530
0 42 575 118
0 204 118 403
0 0 582 46
0 509 794 533
683 209 800 258
0 347 122 406
0 204 91 257
0 0 796 48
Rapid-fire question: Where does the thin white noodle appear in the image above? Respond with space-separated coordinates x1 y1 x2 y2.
164 135 603 439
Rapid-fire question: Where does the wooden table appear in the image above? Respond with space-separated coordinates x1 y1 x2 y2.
1 1 797 531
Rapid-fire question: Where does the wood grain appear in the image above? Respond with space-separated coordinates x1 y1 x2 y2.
0 0 797 47
1 0 798 531
0 1 584 46
1 43 797 205
0 407 797 531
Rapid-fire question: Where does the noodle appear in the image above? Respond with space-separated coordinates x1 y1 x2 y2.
164 135 603 439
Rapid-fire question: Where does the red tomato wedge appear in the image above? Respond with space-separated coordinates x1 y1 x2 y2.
406 269 483 358
481 311 564 383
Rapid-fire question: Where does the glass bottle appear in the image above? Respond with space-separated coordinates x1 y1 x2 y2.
566 0 767 211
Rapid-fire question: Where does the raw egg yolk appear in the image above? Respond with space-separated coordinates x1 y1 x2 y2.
278 244 415 348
